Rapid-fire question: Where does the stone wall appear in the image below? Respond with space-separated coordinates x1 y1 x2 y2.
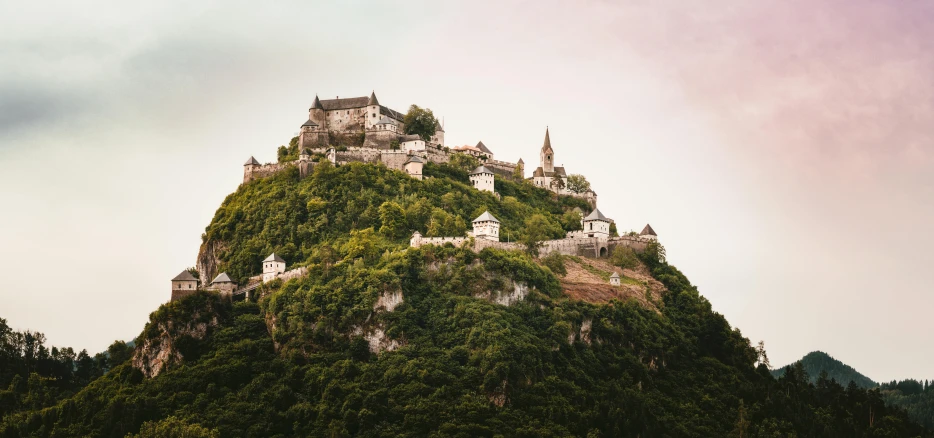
379 150 409 171
485 159 518 178
410 236 470 248
473 239 523 252
243 162 288 184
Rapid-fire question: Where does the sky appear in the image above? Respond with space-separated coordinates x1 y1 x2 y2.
1 0 932 381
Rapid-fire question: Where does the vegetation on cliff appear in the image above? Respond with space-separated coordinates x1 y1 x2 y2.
1 162 930 437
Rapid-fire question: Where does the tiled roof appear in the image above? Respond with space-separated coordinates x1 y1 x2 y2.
263 253 285 263
610 272 620 278
301 119 318 127
367 91 379 106
244 156 260 166
583 208 609 221
320 96 370 110
641 224 657 236
542 127 553 152
470 165 494 175
310 95 323 110
473 211 500 223
405 155 424 164
375 116 395 125
211 272 234 284
475 141 493 154
531 166 567 178
172 270 198 282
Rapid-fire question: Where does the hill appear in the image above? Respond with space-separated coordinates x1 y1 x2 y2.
1 159 930 437
772 351 877 389
776 351 934 429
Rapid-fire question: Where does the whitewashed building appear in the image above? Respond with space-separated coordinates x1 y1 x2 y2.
401 134 426 152
581 208 611 238
404 155 424 180
472 211 500 241
262 253 286 283
469 165 495 193
610 272 621 286
209 272 237 296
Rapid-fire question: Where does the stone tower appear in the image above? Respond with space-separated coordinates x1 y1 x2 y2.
243 156 260 184
540 127 554 174
365 91 381 129
308 95 326 127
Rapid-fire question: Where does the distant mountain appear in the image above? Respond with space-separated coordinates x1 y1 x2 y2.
771 351 877 389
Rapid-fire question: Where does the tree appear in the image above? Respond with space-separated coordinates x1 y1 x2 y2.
106 341 134 368
566 174 591 194
128 416 219 438
755 341 771 370
541 252 567 277
403 105 438 141
378 201 407 239
520 214 552 256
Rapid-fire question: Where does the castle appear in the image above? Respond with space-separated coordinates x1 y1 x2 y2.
173 91 655 301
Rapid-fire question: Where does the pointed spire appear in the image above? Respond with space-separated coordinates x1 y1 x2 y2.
310 95 323 110
367 90 379 106
542 127 553 152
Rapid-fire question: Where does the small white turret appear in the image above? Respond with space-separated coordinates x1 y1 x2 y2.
472 211 500 241
262 253 286 283
581 208 611 238
469 165 495 193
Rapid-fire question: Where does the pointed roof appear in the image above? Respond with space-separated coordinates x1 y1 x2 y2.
172 270 198 282
367 91 379 106
434 119 444 132
641 224 657 236
211 272 234 284
310 95 323 110
610 272 620 279
263 253 285 263
375 116 395 125
300 148 311 156
542 127 553 152
301 119 318 127
583 208 609 222
517 158 524 164
473 211 500 223
470 165 493 175
405 155 424 164
475 141 493 155
244 156 260 166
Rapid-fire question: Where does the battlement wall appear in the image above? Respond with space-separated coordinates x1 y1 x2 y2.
410 236 470 248
243 162 289 184
484 159 518 178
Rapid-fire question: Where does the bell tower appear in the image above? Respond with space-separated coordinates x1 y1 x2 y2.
540 127 554 174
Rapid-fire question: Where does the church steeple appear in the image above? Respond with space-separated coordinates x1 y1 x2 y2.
540 127 554 173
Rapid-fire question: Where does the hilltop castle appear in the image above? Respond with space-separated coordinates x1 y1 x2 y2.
174 91 657 302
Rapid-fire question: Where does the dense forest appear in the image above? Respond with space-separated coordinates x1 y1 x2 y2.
2 158 931 437
775 351 934 430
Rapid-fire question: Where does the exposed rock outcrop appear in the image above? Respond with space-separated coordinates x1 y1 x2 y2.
132 315 218 378
196 240 227 287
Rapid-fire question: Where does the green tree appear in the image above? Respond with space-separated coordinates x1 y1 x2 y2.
128 416 219 438
609 246 639 269
106 341 133 367
566 174 591 194
378 201 407 239
520 214 552 256
403 105 438 141
541 252 567 277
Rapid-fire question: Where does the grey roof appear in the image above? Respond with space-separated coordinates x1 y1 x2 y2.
317 94 403 121
641 224 657 236
367 91 379 106
375 116 395 125
320 96 370 110
263 253 285 263
610 272 620 278
211 272 234 284
531 166 567 178
310 95 323 110
470 165 494 175
244 156 260 166
172 270 198 282
301 119 318 127
434 120 444 132
405 155 424 164
583 208 609 222
473 211 499 223
517 158 524 164
542 127 553 152
300 148 311 156
401 134 422 142
475 141 493 155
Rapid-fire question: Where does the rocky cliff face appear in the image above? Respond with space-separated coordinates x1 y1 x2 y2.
196 240 227 286
131 294 226 378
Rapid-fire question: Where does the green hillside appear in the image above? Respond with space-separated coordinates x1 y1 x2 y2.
1 159 930 437
775 351 934 430
772 351 877 389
